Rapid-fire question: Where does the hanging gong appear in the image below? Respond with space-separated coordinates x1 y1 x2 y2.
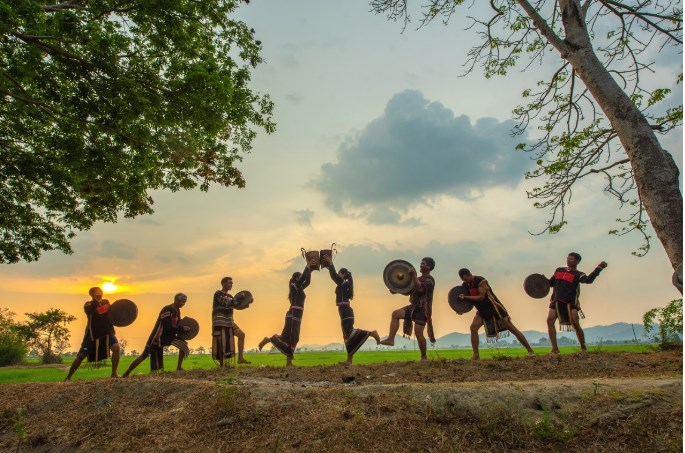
108 299 138 327
383 260 415 295
523 273 550 299
233 290 254 310
447 286 474 314
177 317 200 340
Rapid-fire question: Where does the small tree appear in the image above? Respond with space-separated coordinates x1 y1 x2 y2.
118 338 128 356
643 299 683 349
0 308 27 366
20 309 76 364
196 345 206 355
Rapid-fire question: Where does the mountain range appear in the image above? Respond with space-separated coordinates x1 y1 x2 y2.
295 322 657 352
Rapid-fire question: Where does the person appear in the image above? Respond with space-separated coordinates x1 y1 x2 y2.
379 257 437 361
258 266 312 366
456 268 536 360
122 293 191 377
546 252 608 354
212 276 251 367
65 286 120 381
322 255 380 365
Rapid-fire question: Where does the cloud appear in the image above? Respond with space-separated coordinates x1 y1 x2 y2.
313 89 533 223
294 209 314 226
100 240 136 260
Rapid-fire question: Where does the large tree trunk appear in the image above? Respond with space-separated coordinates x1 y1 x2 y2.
551 1 683 279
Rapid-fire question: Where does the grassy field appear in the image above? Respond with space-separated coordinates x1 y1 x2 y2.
0 344 651 384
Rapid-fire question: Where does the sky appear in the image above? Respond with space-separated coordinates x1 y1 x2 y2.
1 1 682 354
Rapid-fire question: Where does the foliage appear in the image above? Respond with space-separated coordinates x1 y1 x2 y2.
0 0 275 263
0 308 27 366
19 308 76 363
643 299 683 349
371 0 682 257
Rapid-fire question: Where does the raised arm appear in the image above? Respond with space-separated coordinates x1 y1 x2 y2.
327 263 343 285
580 261 607 284
295 266 312 290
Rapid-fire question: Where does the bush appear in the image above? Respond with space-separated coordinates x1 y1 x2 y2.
643 299 683 349
0 308 27 366
0 335 27 366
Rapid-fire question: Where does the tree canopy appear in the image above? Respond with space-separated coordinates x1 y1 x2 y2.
0 0 275 263
18 308 76 363
372 0 682 272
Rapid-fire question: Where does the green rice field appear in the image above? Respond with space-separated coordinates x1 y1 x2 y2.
0 344 651 384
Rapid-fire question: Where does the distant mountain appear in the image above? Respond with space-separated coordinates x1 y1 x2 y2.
287 322 658 352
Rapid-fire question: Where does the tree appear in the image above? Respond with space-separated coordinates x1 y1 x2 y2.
196 345 206 355
20 308 76 364
372 1 682 281
0 0 275 263
0 308 27 366
118 337 127 356
643 298 683 349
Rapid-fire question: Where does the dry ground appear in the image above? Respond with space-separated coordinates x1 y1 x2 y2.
0 351 681 452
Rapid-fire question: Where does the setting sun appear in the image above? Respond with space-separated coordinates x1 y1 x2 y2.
102 282 118 293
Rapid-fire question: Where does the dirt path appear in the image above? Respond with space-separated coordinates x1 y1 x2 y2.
0 351 681 452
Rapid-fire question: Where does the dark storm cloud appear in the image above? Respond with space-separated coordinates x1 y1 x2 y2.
313 90 533 223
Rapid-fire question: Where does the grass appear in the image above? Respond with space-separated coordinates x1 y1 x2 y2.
0 344 652 384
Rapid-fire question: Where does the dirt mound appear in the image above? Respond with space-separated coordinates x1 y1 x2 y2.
0 351 681 452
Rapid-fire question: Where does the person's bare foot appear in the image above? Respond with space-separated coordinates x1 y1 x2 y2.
549 349 560 355
471 354 480 361
238 358 251 364
370 330 381 345
110 373 120 379
339 360 351 366
379 337 394 346
258 337 270 351
526 351 536 358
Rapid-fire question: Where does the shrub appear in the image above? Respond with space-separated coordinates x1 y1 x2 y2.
643 299 683 349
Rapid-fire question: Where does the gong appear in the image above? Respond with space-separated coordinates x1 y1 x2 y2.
447 286 474 314
383 260 415 295
108 299 138 327
177 317 200 341
524 273 550 299
233 290 253 310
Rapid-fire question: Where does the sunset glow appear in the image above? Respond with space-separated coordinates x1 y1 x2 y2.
102 282 118 293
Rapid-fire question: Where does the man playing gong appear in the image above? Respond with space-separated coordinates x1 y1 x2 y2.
379 257 436 361
456 268 535 360
123 293 191 377
212 276 250 367
547 252 607 354
65 286 120 381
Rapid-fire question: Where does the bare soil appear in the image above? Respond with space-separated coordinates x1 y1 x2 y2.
0 351 681 452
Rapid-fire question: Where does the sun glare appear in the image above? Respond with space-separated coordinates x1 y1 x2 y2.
102 282 118 293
